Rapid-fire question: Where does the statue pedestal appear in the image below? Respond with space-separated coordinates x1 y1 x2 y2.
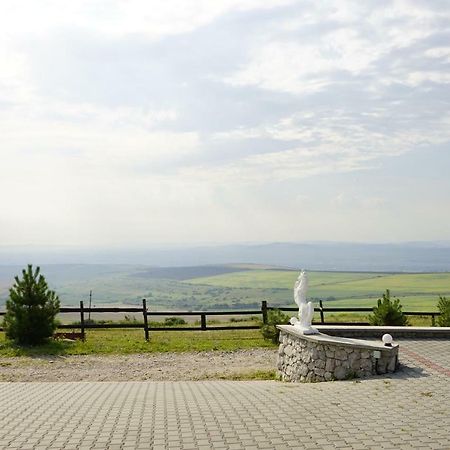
276 325 399 382
289 317 319 335
291 324 319 335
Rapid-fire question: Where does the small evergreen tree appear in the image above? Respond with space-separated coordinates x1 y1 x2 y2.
4 265 60 345
369 289 408 326
260 309 291 343
437 296 450 327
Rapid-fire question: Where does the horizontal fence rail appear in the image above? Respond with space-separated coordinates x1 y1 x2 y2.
0 299 442 340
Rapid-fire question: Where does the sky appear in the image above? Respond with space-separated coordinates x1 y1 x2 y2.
1 0 449 247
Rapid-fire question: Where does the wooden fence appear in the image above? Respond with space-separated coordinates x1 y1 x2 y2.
0 299 441 341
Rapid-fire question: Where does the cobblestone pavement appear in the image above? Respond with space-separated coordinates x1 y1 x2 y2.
0 339 449 449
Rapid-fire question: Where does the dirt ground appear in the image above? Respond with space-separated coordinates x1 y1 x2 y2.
0 348 277 382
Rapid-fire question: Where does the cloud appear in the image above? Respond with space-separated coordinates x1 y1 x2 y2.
0 0 450 245
0 109 199 174
225 0 450 94
0 0 295 38
225 28 382 95
204 106 450 184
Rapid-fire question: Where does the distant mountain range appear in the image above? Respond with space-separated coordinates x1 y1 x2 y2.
1 241 450 272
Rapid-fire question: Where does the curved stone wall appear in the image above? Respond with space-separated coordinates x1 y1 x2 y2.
277 325 399 382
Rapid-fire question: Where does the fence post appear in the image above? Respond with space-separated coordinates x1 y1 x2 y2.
80 300 85 341
319 300 325 324
201 313 207 331
262 300 268 324
142 299 149 341
431 314 435 327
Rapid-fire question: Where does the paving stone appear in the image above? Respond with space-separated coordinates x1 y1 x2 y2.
0 339 449 449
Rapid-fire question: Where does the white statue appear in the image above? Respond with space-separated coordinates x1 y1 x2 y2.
290 270 318 334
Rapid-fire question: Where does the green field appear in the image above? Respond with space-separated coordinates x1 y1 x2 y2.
1 264 449 312
187 270 450 311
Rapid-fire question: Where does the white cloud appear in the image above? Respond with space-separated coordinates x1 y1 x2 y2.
225 29 381 95
225 0 447 94
403 71 450 86
0 0 295 38
425 47 450 61
206 108 450 183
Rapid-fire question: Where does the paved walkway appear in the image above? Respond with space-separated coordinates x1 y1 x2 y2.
0 339 449 449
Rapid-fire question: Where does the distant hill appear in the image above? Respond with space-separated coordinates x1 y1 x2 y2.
1 241 449 272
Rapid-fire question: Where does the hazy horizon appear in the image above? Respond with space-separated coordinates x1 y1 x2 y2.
1 241 449 272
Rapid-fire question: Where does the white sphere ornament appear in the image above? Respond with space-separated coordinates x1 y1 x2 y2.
382 334 393 346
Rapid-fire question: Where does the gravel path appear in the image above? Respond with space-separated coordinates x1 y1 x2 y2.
0 348 277 382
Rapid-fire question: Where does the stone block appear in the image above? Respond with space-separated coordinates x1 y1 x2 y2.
361 359 373 371
325 358 335 372
284 345 294 357
316 359 325 369
351 358 361 370
314 368 325 377
341 359 351 369
335 350 348 361
334 366 347 380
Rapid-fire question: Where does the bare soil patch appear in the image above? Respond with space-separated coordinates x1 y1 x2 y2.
0 348 277 382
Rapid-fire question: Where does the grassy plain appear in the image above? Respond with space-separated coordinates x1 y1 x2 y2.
188 270 450 310
1 264 448 314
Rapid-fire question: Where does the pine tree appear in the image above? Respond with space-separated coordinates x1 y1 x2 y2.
437 296 450 327
4 265 60 345
369 289 408 326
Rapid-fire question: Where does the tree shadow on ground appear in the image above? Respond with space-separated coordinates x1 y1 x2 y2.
0 338 76 357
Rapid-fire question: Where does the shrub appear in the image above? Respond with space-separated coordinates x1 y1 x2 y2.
369 289 408 326
164 317 187 326
4 265 60 345
260 309 291 343
437 296 450 327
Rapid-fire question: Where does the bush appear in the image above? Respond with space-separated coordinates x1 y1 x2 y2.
369 289 408 326
164 317 187 326
260 309 291 343
4 265 60 345
437 296 450 327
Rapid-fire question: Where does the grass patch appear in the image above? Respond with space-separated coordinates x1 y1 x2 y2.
0 328 275 357
214 369 279 381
